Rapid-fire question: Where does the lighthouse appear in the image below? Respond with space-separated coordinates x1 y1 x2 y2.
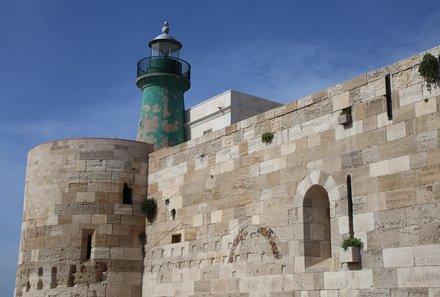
136 22 191 148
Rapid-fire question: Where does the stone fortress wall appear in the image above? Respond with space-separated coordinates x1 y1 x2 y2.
143 45 440 296
14 45 440 297
15 138 153 297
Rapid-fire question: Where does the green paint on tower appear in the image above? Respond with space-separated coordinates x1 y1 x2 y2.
136 74 189 147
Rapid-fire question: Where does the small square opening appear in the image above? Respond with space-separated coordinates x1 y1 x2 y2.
171 234 182 244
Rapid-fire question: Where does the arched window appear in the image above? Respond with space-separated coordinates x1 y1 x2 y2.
303 185 331 268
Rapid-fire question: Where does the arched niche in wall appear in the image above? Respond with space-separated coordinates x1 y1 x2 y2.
303 185 331 268
292 170 342 272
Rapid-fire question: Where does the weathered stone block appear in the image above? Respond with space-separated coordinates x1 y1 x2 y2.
386 122 406 141
332 92 350 112
373 268 398 289
77 192 96 202
413 244 440 266
323 271 346 289
210 210 222 223
415 98 437 117
346 270 373 289
383 247 414 268
114 204 133 216
399 84 423 107
353 212 374 233
341 151 363 169
416 130 438 152
91 247 110 259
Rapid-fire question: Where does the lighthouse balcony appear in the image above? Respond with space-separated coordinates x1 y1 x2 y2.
137 56 191 80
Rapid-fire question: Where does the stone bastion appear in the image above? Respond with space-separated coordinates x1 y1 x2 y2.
15 138 153 297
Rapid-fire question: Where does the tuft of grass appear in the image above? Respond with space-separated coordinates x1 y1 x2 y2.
419 53 439 87
141 198 158 223
262 132 274 144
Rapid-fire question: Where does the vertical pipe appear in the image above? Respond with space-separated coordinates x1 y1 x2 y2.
347 175 354 237
385 74 393 120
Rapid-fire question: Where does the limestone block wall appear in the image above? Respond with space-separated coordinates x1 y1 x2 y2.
144 45 440 296
15 138 153 297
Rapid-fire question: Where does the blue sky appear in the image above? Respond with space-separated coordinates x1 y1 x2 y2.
1 0 439 294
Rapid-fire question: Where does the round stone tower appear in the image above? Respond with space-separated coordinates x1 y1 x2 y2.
136 21 191 148
15 138 153 297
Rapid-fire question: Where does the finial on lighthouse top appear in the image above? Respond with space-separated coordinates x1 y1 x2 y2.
162 21 170 34
149 21 182 51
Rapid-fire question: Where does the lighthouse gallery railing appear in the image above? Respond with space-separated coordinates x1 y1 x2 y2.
137 56 191 80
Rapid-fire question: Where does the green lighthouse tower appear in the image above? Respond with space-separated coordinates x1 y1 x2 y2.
136 22 191 148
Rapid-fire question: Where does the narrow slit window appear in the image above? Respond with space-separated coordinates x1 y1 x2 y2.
37 279 43 290
122 183 133 205
50 267 57 289
385 74 393 120
81 229 95 260
171 234 182 244
347 175 354 237
86 234 93 260
67 265 76 287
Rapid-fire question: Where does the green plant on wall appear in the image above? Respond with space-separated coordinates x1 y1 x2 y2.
171 208 176 220
261 132 274 144
141 198 158 223
341 237 363 250
419 53 439 89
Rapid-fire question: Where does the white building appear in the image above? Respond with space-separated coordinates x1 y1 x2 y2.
184 90 282 139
